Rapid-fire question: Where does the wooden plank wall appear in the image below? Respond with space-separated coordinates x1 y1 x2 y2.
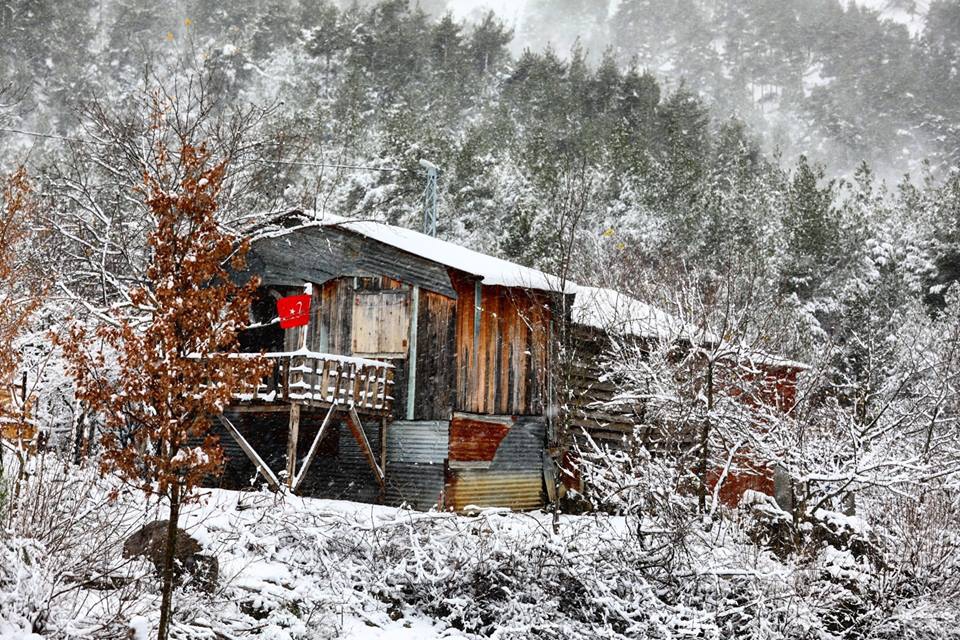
305 276 457 422
452 272 550 416
414 290 457 420
311 279 354 354
351 290 410 358
244 225 458 298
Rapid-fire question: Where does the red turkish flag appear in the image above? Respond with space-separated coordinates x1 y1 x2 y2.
277 294 311 329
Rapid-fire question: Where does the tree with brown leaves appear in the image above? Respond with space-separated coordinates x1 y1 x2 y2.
60 141 267 640
0 170 42 473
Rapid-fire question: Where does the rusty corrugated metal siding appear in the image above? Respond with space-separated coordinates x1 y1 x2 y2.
446 415 546 511
384 420 448 510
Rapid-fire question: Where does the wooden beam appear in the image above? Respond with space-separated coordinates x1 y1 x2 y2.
346 406 384 487
284 288 311 487
217 414 280 491
227 404 295 413
406 285 419 420
379 415 388 479
285 404 301 487
292 403 337 493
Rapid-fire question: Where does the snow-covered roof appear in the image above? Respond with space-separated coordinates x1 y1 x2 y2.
571 285 699 340
318 214 574 294
742 351 810 372
571 286 808 370
261 212 804 369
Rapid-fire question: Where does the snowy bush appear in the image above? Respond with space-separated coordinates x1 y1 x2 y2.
3 446 960 639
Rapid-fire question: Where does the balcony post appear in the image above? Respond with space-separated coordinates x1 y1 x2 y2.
285 283 311 487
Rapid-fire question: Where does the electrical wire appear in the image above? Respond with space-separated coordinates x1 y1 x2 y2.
0 126 104 145
0 127 412 174
252 158 406 173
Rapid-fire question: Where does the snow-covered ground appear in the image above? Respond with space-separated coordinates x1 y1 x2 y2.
2 458 959 639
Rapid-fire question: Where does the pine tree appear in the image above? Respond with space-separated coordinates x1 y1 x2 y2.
780 155 839 300
466 10 512 75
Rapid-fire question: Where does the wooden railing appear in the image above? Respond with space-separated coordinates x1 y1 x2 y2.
235 350 395 416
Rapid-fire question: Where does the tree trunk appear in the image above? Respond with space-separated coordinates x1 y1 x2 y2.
72 409 87 465
698 362 714 514
157 484 181 640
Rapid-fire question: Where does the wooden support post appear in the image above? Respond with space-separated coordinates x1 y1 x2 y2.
285 404 301 487
217 414 280 491
292 403 337 493
281 359 291 401
320 359 331 404
351 362 362 408
310 358 320 401
406 285 419 420
346 406 384 487
379 415 389 502
284 286 311 487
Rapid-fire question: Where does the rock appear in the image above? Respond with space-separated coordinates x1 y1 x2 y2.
123 520 219 592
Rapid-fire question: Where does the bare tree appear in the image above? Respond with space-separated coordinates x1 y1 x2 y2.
40 64 298 312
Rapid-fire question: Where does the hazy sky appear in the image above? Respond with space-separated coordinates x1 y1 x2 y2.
446 0 526 25
444 0 928 36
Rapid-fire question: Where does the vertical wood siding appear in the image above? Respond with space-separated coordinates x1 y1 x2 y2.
414 290 457 420
351 290 410 358
313 279 353 354
452 272 550 416
306 276 457 422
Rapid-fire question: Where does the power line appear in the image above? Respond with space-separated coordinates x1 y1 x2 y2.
0 127 408 174
0 126 104 145
251 157 406 173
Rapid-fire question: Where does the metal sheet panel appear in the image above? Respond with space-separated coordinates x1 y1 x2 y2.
384 420 448 510
445 471 544 511
386 420 448 463
446 416 546 511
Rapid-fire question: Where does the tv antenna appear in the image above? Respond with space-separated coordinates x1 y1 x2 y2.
419 159 439 237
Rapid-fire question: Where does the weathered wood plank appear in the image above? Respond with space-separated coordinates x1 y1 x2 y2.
217 414 281 491
346 406 384 486
243 225 457 298
285 404 301 486
292 404 337 492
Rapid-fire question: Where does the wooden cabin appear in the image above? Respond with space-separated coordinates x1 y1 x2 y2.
212 213 804 512
213 213 571 511
568 286 807 508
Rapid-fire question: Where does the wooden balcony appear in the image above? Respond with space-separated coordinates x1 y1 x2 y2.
234 349 395 417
